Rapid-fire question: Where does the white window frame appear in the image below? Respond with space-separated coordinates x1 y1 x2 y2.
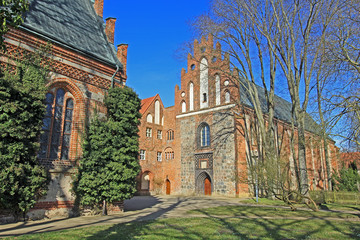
140 150 146 160
157 130 162 139
157 152 162 162
146 127 152 137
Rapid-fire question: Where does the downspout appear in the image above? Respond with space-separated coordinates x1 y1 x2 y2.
111 65 120 88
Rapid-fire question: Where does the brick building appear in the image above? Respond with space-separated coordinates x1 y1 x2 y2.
2 0 126 218
138 35 340 197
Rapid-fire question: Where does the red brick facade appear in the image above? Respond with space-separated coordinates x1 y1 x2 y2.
138 35 340 197
1 0 126 218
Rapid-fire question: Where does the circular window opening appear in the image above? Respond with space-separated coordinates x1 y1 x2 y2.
181 92 185 97
224 80 229 86
212 57 217 62
191 64 195 70
201 47 206 53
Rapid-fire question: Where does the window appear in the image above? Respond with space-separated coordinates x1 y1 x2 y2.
200 159 208 169
157 130 162 139
165 151 174 160
167 130 174 140
225 91 231 103
157 152 162 162
146 114 153 123
140 150 146 160
181 101 186 113
39 88 74 160
199 123 210 147
146 128 152 137
203 93 207 102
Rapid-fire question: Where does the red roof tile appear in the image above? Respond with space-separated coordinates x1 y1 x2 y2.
140 95 157 115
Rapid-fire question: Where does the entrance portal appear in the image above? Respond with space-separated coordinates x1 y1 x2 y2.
195 171 212 195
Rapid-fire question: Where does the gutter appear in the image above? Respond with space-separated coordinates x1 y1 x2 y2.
111 65 120 88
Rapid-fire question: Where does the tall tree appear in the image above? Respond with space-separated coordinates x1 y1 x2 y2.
193 0 342 196
0 53 49 220
0 0 29 49
192 0 280 197
75 86 141 215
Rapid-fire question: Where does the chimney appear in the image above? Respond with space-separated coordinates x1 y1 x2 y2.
93 0 104 18
117 44 128 76
105 17 116 44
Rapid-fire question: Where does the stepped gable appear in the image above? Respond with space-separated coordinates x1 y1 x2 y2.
22 0 121 68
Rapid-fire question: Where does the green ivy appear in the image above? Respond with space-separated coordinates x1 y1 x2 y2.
1 0 29 50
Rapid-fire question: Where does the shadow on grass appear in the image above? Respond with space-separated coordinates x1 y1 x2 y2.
86 204 360 240
0 196 162 238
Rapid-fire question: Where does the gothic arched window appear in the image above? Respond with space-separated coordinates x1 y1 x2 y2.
39 88 74 160
198 123 210 148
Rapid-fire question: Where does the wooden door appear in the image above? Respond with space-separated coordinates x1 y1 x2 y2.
166 180 171 195
204 177 211 195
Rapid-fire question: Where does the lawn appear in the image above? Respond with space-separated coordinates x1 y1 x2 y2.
239 197 360 212
5 204 360 240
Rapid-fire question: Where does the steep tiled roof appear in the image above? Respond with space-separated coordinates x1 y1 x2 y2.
140 95 157 115
239 80 320 133
21 0 122 68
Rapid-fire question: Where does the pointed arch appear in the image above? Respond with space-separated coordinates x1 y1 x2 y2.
189 82 194 111
200 57 208 109
154 100 160 124
215 74 221 105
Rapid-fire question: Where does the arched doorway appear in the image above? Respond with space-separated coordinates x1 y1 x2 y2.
166 179 171 195
196 171 212 195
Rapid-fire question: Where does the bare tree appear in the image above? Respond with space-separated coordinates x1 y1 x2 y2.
192 0 282 197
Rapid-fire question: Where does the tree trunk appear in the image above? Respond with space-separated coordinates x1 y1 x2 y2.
298 115 309 196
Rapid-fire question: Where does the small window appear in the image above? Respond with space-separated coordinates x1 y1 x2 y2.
140 150 146 160
225 91 230 103
165 149 174 160
201 47 206 53
146 114 153 123
146 128 152 137
157 130 162 139
157 152 162 162
181 101 186 113
212 56 217 62
203 93 207 102
191 64 195 70
167 130 174 140
200 159 208 169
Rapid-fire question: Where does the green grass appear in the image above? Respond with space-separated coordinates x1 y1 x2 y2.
4 204 360 240
240 197 360 212
189 205 359 219
5 217 360 240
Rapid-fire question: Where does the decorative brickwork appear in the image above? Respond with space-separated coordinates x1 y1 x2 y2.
138 34 340 198
1 0 127 219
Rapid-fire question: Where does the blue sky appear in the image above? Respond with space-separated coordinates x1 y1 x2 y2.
103 0 209 107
